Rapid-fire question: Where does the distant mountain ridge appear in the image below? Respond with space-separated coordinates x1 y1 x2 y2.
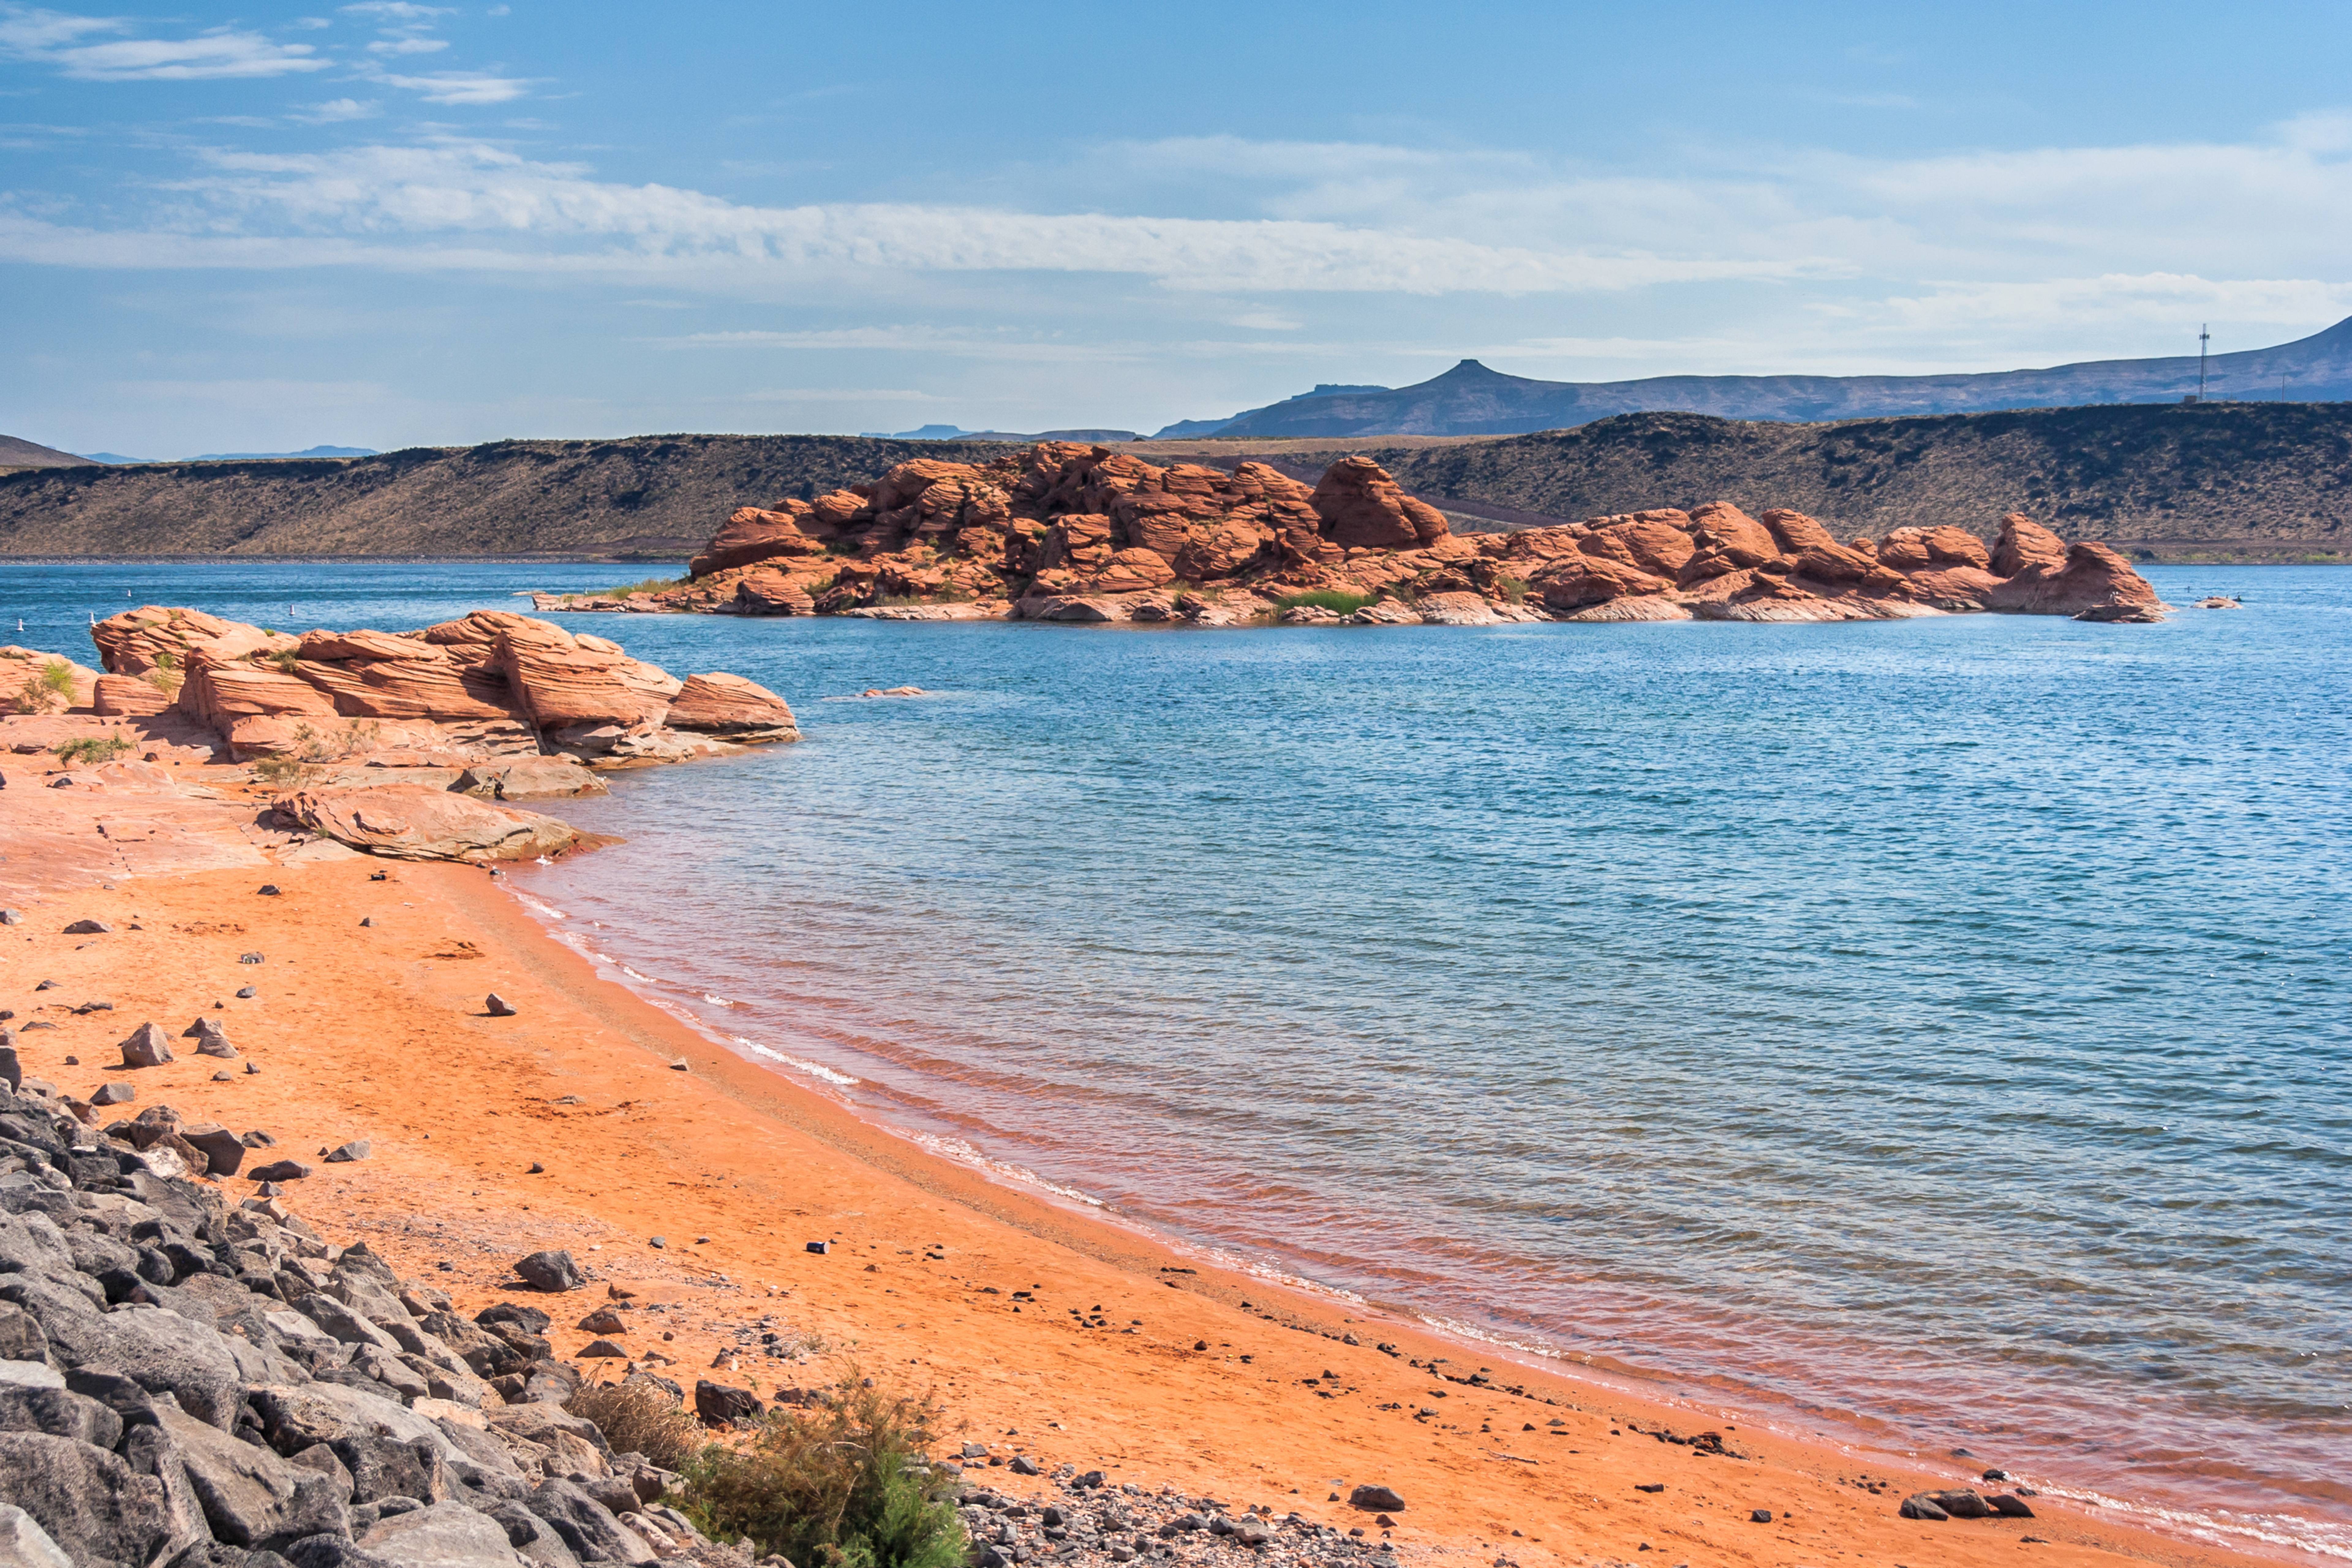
1166 318 2352 438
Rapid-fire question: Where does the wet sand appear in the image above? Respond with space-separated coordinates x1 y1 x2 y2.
0 742 2297 1568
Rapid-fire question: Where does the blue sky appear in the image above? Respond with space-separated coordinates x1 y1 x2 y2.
4 0 2350 454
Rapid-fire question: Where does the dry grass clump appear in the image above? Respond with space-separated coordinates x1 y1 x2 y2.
569 1378 703 1471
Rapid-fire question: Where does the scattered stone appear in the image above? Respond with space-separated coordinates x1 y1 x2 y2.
693 1380 763 1426
515 1250 586 1292
182 1018 238 1058
90 1082 135 1106
33 982 56 991
324 1139 371 1163
211 1071 233 1082
1899 1494 1950 1521
61 921 111 935
668 1059 689 1071
72 1001 113 1015
485 994 518 1017
239 952 262 964
1008 1456 1041 1476
578 1338 628 1358
1635 1484 1665 1495
236 987 257 999
648 1237 666 1249
258 885 281 895
0 909 18 926
576 1308 626 1334
248 1159 313 1183
1350 1485 1406 1512
1750 1510 1774 1524
117 1022 174 1068
1988 1495 2036 1518
358 917 374 927
527 1162 544 1174
244 1062 260 1075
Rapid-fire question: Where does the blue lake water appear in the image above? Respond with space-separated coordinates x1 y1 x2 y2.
8 563 2348 1558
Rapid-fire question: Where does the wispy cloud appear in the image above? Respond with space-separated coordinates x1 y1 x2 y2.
367 70 530 104
289 96 377 123
0 6 330 80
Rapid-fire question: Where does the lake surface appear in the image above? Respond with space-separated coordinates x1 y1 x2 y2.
10 563 2348 1560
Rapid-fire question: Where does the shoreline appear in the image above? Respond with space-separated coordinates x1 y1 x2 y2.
0 756 2324 1568
495 860 2352 1568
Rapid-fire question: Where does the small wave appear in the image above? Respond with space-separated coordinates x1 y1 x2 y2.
619 965 653 982
907 1132 1105 1208
728 1035 860 1086
702 994 735 1007
509 891 568 920
2036 1483 2352 1563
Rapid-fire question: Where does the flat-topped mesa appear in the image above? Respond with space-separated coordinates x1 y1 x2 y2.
88 605 799 763
565 442 2165 627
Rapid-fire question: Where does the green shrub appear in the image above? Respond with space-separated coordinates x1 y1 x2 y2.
678 1377 963 1568
1496 575 1529 605
249 752 314 789
54 733 132 766
568 1380 703 1471
601 575 688 598
36 660 75 699
1273 588 1376 615
147 650 183 697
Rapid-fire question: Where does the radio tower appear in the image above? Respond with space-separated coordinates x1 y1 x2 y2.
2198 324 2210 401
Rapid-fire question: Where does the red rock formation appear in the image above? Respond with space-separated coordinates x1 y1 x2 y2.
1986 540 2167 620
87 606 799 769
639 442 2163 629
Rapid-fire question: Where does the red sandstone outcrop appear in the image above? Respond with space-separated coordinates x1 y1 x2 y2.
544 441 2168 629
85 605 799 764
2 646 100 713
270 783 598 861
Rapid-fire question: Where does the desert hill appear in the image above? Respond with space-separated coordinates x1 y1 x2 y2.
0 433 91 469
1175 317 2352 438
2 403 2346 562
1345 403 2352 561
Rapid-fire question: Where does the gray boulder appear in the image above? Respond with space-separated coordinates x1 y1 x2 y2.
29 1298 242 1429
523 1482 653 1566
0 1302 50 1363
157 1404 351 1551
180 1126 247 1178
0 1431 180 1568
328 1434 451 1506
477 1503 581 1568
119 1024 175 1069
359 1502 530 1567
0 1504 74 1568
511 1254 582 1294
0 1385 124 1448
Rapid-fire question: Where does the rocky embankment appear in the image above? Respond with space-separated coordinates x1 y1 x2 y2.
0 1050 769 1568
533 444 2164 627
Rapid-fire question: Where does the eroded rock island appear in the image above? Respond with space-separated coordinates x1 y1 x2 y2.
534 443 2164 626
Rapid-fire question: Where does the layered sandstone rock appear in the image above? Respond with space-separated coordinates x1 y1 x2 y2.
272 784 599 861
88 605 800 767
1 646 99 713
569 441 2167 629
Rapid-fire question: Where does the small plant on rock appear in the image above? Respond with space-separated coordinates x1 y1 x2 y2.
147 650 183 697
54 733 132 766
1274 588 1376 615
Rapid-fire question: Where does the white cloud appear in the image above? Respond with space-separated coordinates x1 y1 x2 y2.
338 2 453 17
370 70 530 103
1 9 330 80
367 36 447 54
289 96 378 123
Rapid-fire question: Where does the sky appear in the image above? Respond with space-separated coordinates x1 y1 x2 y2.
4 0 2351 456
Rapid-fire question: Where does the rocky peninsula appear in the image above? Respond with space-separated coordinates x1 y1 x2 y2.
532 443 2165 627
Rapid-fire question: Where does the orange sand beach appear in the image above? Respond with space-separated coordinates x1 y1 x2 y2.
0 738 2293 1568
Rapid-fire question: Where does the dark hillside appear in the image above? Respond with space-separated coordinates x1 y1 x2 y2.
0 433 1017 558
1365 402 2352 560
